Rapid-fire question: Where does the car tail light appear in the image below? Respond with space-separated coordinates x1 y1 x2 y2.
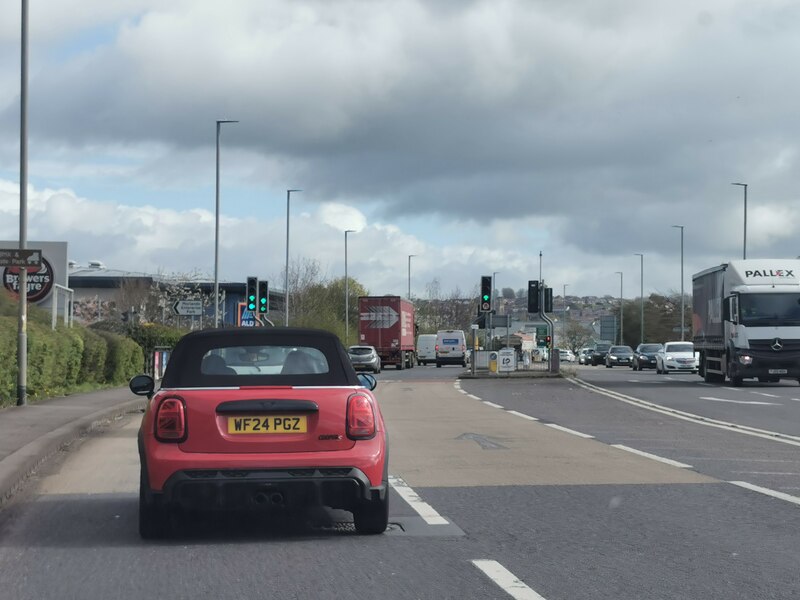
347 393 376 440
155 397 187 442
435 344 439 352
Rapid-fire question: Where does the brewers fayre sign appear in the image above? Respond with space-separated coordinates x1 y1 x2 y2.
3 257 56 303
0 241 68 308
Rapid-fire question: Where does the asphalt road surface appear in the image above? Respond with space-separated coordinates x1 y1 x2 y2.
1 365 799 599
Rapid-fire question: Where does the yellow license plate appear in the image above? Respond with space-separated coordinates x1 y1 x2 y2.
227 415 307 434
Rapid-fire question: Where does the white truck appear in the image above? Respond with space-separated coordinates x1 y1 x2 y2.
693 260 800 386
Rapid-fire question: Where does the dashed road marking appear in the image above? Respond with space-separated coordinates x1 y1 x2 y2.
611 444 693 468
750 392 781 398
507 410 538 421
467 394 481 400
545 423 594 439
483 401 504 409
700 396 780 406
472 560 547 600
729 481 800 507
388 476 448 525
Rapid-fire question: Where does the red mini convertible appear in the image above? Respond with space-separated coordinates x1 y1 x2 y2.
129 328 388 538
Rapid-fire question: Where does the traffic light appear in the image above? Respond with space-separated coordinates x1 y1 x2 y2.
544 287 553 313
246 276 258 311
527 280 540 313
545 335 552 348
480 276 492 312
258 280 269 314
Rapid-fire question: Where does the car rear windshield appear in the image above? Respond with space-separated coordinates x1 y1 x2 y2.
348 347 373 356
610 346 633 353
595 344 611 352
161 329 357 388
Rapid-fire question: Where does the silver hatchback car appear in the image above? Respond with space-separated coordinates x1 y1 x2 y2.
348 345 381 373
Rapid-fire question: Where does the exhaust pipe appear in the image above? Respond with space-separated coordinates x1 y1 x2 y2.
269 492 285 506
253 492 269 506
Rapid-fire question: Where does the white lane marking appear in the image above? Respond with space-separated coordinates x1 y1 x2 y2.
545 423 594 439
467 394 481 400
458 389 469 395
697 382 715 387
507 410 538 421
572 378 800 448
790 398 800 403
388 476 448 525
723 387 743 392
472 560 547 600
729 481 800 507
700 396 780 406
611 444 692 468
732 471 800 475
483 401 504 409
751 392 781 398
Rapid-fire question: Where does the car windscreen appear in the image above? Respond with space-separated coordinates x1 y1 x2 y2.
610 346 633 353
666 343 693 353
639 344 662 353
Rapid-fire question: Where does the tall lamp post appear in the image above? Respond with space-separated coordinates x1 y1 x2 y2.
732 182 747 259
284 189 302 326
345 229 355 346
634 253 644 344
615 272 623 345
17 0 29 405
672 225 685 341
407 254 416 299
213 119 238 328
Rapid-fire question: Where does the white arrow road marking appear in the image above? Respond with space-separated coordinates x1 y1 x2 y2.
700 396 781 406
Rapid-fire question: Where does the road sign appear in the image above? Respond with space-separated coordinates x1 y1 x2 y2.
0 248 41 267
172 299 203 316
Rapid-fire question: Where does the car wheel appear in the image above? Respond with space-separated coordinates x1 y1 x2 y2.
353 496 389 535
436 362 442 368
374 365 381 374
139 468 168 540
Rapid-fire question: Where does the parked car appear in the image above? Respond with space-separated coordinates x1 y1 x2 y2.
578 348 593 365
416 333 437 366
656 341 699 374
348 345 381 373
632 343 664 370
130 327 388 538
590 342 613 366
605 345 634 368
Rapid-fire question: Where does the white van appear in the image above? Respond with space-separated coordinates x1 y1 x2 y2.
416 334 438 366
436 329 467 368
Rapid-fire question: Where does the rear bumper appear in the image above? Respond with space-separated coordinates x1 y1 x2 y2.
351 361 379 371
436 355 465 365
157 466 385 511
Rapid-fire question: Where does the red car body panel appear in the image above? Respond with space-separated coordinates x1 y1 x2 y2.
140 386 386 492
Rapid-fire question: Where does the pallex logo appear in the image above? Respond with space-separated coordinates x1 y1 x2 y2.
2 257 55 303
745 269 795 278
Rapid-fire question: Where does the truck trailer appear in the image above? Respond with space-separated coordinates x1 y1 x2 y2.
358 296 416 370
693 259 800 386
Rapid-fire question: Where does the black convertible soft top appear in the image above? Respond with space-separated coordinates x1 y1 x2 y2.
160 327 360 388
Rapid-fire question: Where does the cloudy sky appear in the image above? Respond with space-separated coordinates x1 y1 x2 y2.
1 0 799 300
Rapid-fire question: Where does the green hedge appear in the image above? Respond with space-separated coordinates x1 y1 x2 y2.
0 314 144 407
95 330 145 385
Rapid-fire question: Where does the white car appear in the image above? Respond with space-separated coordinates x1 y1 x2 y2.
558 349 576 363
656 341 699 374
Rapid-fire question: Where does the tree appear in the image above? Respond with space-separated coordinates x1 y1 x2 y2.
562 319 593 353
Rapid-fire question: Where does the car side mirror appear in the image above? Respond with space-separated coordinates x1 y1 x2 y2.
357 373 377 391
129 374 155 397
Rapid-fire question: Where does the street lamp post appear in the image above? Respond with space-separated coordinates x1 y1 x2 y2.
345 230 355 346
634 253 644 344
563 284 569 319
672 225 685 341
407 254 416 299
17 0 29 405
213 119 238 328
615 272 623 345
732 182 747 259
284 189 302 326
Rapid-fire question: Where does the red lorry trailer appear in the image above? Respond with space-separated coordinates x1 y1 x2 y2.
358 296 416 370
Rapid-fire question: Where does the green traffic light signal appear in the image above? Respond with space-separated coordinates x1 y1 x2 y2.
482 294 489 301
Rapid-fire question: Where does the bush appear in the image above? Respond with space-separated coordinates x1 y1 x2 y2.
74 327 107 384
0 317 16 404
96 330 144 385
